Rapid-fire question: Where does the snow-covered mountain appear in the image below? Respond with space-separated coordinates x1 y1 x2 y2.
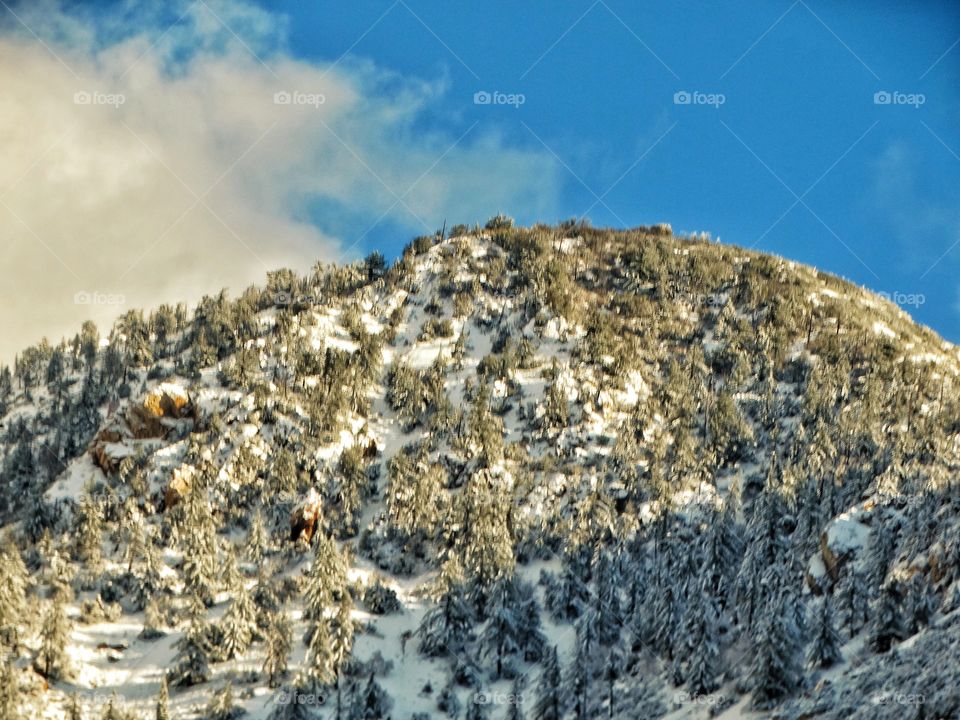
1 218 959 720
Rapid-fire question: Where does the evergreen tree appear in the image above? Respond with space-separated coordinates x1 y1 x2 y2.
506 677 525 720
0 544 28 650
806 596 843 669
263 613 293 688
479 577 522 679
748 591 803 709
171 612 212 687
835 568 869 638
37 596 71 680
156 675 170 720
0 659 20 720
304 533 348 620
247 510 268 564
357 672 392 719
685 590 720 696
179 486 218 605
532 646 564 720
221 580 258 659
869 582 905 654
206 682 241 720
305 616 335 686
418 581 475 658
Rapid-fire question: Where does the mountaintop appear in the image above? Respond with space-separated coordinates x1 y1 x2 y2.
1 218 959 719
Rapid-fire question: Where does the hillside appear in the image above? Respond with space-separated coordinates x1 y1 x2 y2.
1 218 959 720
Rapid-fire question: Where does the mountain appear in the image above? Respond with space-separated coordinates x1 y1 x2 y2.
1 217 959 720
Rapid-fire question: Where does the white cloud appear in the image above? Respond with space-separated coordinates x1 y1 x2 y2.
0 0 559 361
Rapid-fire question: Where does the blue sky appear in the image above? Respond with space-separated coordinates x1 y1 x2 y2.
1 0 958 356
265 0 960 340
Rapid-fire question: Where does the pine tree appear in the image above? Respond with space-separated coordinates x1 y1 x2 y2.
358 672 392 719
569 633 592 720
418 581 475 657
206 682 239 720
748 597 803 709
506 677 525 720
263 613 293 688
685 591 720 696
806 595 843 669
532 646 564 720
179 486 218 605
466 697 490 720
0 659 21 720
171 612 212 687
480 577 522 679
37 596 71 680
221 580 257 659
247 510 268 564
304 533 348 620
869 582 905 654
305 616 335 686
329 590 356 713
156 675 170 720
0 544 28 650
74 491 104 568
835 568 868 638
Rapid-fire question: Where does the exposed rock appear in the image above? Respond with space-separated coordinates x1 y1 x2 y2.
821 509 871 581
290 488 324 543
164 465 195 510
89 384 195 474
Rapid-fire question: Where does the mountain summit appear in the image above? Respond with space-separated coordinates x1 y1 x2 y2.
1 219 958 719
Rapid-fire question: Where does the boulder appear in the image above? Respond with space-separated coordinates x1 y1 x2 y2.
821 511 871 581
163 466 194 510
89 384 195 474
290 489 324 543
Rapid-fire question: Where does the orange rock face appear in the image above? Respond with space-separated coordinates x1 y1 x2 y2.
290 490 324 543
89 384 195 475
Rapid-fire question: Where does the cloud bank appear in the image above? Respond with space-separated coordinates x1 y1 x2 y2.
0 0 559 361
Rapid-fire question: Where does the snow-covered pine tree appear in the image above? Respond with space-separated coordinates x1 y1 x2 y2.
869 582 906 653
684 585 720 696
171 611 212 687
806 595 843 669
834 567 869 638
0 543 27 651
748 586 803 709
418 580 475 658
206 682 240 720
0 658 21 720
479 576 522 679
156 675 170 720
246 509 268 564
263 612 293 688
304 532 348 620
329 590 355 697
220 579 257 659
305 615 335 687
37 595 71 680
532 646 565 720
